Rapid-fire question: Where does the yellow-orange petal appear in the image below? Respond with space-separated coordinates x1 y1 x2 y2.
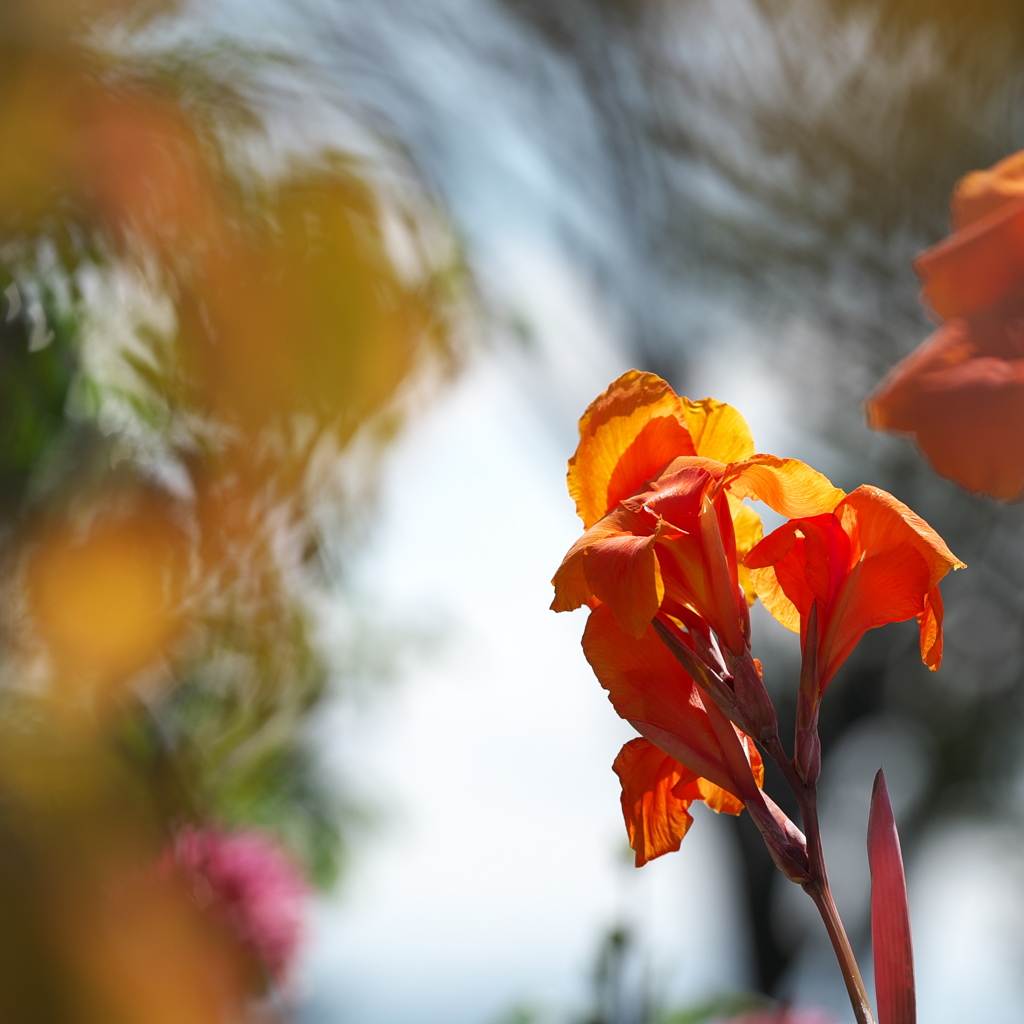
679 396 755 464
724 455 845 518
694 776 744 815
613 738 697 867
743 731 765 789
568 371 696 528
729 497 764 607
729 496 764 559
748 567 801 634
690 730 762 814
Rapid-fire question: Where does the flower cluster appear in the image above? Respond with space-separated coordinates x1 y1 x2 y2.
552 371 963 868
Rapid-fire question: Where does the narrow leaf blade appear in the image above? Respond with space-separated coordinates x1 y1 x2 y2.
868 769 916 1024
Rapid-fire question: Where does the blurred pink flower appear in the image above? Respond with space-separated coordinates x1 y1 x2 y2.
718 1011 839 1024
164 825 309 988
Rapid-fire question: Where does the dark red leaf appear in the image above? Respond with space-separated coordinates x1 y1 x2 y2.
868 769 916 1024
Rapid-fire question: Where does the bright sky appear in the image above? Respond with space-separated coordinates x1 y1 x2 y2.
300 338 752 1024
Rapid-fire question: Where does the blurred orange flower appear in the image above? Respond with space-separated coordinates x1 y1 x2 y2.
746 485 964 693
27 501 186 699
867 150 1024 499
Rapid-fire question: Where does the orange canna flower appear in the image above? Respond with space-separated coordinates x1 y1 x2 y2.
551 372 839 872
867 150 1024 499
552 371 843 653
746 484 964 693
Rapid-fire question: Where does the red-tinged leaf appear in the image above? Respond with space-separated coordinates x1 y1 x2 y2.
868 770 916 1024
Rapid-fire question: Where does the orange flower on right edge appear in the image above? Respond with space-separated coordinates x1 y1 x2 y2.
867 150 1024 499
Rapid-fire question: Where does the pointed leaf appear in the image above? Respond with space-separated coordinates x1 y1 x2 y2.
868 770 916 1024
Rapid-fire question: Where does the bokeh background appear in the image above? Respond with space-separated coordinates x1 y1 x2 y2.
3 0 1024 1022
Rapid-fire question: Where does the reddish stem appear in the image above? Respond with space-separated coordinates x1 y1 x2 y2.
763 735 876 1024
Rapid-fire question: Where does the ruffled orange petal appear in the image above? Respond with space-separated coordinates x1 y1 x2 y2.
745 521 805 633
613 738 697 867
679 396 755 464
819 486 963 681
551 505 662 619
747 567 800 632
723 455 845 518
568 371 695 528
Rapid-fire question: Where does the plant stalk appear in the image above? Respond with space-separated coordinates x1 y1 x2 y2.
763 734 876 1024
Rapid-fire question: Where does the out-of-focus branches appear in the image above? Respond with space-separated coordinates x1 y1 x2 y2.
484 0 1024 1000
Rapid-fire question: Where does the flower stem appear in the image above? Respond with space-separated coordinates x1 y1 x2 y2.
801 791 877 1024
763 735 876 1024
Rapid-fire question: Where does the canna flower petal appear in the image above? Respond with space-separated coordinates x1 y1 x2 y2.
692 735 765 815
583 604 761 800
723 455 845 519
745 521 804 635
613 738 698 867
678 396 755 464
692 776 744 815
551 505 664 635
839 486 963 590
729 497 764 607
612 729 765 867
746 486 964 690
918 586 944 669
566 370 759 529
568 370 696 529
581 528 664 638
